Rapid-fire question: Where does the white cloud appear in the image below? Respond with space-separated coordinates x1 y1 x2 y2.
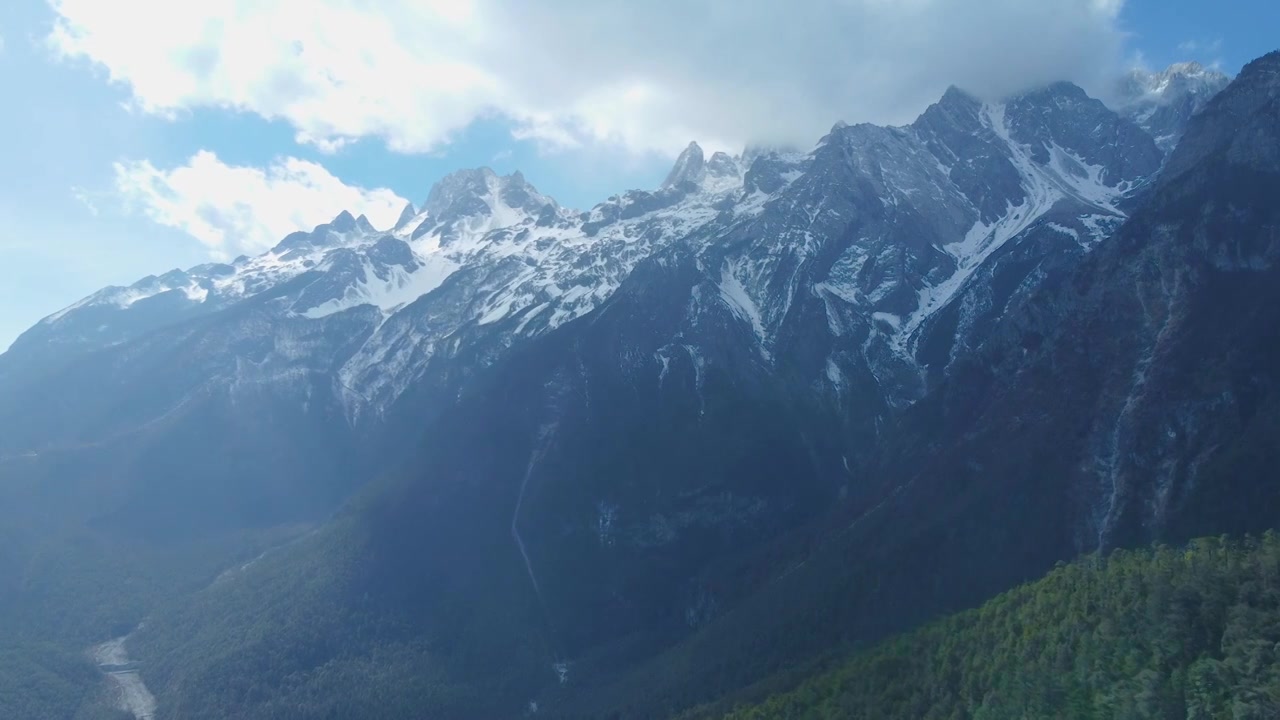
113 151 406 259
49 0 1128 156
1177 38 1224 56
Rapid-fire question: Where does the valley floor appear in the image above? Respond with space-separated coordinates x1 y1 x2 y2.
91 635 156 720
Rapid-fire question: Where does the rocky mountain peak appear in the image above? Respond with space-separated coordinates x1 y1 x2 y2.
498 169 554 214
1120 61 1230 104
269 209 371 254
1238 50 1280 87
1116 60 1232 154
1161 50 1280 183
413 167 554 242
913 86 984 138
705 151 738 177
422 167 500 218
938 85 980 107
329 210 358 233
1004 81 1163 184
393 202 417 230
662 141 706 189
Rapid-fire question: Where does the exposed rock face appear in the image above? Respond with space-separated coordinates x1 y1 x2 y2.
1117 61 1232 154
589 50 1280 720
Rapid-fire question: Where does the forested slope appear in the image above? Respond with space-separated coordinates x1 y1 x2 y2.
716 535 1280 720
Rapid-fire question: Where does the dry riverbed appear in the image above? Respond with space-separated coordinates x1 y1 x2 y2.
90 635 157 720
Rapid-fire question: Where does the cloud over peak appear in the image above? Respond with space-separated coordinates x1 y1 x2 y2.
114 151 406 259
50 0 1128 157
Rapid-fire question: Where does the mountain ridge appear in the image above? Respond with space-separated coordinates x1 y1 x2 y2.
9 61 1218 365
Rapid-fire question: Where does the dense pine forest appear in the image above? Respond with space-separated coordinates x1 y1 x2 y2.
711 535 1280 719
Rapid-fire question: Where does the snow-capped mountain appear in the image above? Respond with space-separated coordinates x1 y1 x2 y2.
1117 61 1231 153
541 53 1279 717
0 61 1226 547
0 67 1204 580
7 77 1172 435
3 56 1265 720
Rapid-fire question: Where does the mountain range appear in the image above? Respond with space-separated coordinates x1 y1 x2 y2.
4 52 1278 720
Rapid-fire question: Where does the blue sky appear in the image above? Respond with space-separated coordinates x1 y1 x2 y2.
0 0 1276 351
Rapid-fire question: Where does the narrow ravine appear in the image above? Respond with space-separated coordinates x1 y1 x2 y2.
91 634 157 720
512 422 558 608
512 455 544 603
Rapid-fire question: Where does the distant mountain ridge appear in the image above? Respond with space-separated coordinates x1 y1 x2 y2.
3 64 1206 428
1117 61 1231 152
0 69 1178 549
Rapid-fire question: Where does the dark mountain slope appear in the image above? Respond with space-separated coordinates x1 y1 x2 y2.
302 80 1176 712
550 51 1280 719
0 61 1241 719
878 50 1280 554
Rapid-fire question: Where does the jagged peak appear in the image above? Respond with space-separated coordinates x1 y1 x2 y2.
661 141 706 189
409 167 555 241
1119 60 1231 106
816 121 858 149
1139 60 1229 83
1167 60 1207 75
393 202 417 230
422 167 546 207
1238 50 1280 82
267 209 369 254
425 166 491 198
1151 50 1280 182
705 151 739 177
820 121 892 147
912 85 984 131
329 210 358 233
1011 80 1090 103
939 85 981 106
424 167 505 215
